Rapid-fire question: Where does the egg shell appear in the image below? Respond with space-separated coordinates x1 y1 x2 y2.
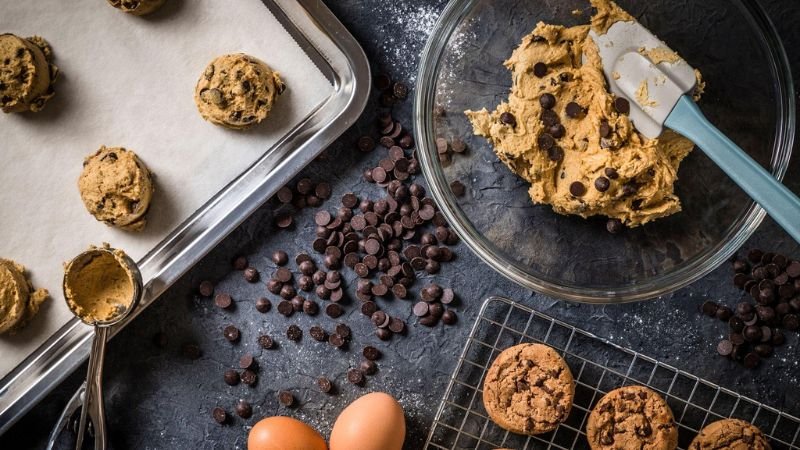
329 392 405 450
248 416 327 450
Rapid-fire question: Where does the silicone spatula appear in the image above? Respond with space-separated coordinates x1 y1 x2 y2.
589 22 800 243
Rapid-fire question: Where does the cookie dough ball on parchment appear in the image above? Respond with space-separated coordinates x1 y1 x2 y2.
107 0 167 16
482 343 575 435
0 33 59 114
0 259 49 335
194 53 285 130
78 146 154 232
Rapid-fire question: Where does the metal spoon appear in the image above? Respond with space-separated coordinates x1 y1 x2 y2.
52 247 142 450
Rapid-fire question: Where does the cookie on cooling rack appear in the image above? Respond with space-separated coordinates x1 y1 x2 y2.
586 385 678 450
482 343 574 435
689 418 771 450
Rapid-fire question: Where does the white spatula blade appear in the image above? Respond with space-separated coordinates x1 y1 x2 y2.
589 21 697 139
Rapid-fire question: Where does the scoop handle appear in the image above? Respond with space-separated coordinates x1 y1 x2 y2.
665 95 800 243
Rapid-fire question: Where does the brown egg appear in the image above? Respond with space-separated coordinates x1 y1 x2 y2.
330 392 405 450
248 416 327 450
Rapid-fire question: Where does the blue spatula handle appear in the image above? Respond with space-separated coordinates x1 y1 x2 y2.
665 95 800 243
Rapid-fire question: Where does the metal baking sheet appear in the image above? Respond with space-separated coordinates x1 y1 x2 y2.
426 297 800 449
0 0 370 432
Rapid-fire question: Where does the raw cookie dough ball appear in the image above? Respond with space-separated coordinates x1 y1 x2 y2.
482 343 574 435
0 259 49 335
0 34 59 113
586 385 678 450
78 146 154 231
689 419 771 450
194 53 285 130
106 0 167 16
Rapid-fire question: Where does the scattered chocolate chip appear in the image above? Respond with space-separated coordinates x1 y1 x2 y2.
215 293 233 309
272 250 288 266
538 133 555 151
257 334 274 349
286 324 302 342
317 377 333 394
326 303 343 318
539 93 556 110
442 309 458 325
360 359 378 375
239 353 256 370
347 368 365 386
233 256 248 271
606 219 624 234
240 369 257 386
223 325 240 343
255 297 271 313
499 112 516 127
224 369 240 386
243 267 259 283
450 180 466 197
569 181 586 197
212 407 228 424
278 391 295 407
198 280 215 297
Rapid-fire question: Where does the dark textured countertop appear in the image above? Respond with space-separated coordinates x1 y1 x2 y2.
3 0 800 449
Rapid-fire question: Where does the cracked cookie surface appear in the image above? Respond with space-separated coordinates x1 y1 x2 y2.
689 418 770 450
482 343 574 435
106 0 167 16
194 53 285 130
78 146 154 231
586 385 677 450
0 33 59 113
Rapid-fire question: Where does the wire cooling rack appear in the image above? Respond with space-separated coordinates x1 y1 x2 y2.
425 297 800 450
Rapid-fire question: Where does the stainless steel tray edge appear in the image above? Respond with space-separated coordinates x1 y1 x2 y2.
0 0 370 433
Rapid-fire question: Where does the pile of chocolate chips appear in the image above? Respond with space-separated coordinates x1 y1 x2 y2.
704 248 800 368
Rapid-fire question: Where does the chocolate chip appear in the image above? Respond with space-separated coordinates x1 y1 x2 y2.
599 120 611 138
594 177 610 192
198 280 214 297
224 369 240 386
442 309 458 325
278 391 295 407
233 256 248 270
606 219 624 234
744 352 760 369
549 124 565 139
347 368 365 386
450 180 466 197
541 109 560 127
499 112 516 127
239 353 256 370
326 303 343 318
233 399 252 419
241 369 257 386
614 97 630 114
717 340 733 356
257 334 274 349
392 82 409 100
451 138 467 153
328 333 345 348
286 324 302 342
533 62 548 78
357 136 375 153
244 267 259 283
212 407 228 424
223 325 240 342
317 377 333 394
363 346 381 361
565 102 584 118
548 146 564 162
538 133 555 151
569 181 586 197
215 293 233 309
360 360 378 375
539 93 556 110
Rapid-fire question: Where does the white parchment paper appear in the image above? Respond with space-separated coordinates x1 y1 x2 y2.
0 0 331 377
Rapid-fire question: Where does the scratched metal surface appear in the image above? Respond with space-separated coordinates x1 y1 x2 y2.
2 0 799 449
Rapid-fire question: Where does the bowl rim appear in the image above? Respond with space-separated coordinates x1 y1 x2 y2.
414 0 796 303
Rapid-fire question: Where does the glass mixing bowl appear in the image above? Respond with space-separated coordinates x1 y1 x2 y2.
414 0 795 302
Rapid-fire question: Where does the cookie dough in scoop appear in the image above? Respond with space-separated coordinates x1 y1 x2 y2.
106 0 167 16
465 0 702 228
194 53 285 130
0 259 49 335
64 246 135 324
0 33 59 114
78 146 154 231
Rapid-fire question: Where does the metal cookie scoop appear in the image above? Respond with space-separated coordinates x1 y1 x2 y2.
590 21 800 242
48 246 142 450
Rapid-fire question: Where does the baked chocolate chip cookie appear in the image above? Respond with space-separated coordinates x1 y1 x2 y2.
78 146 154 231
689 418 771 450
194 53 285 130
0 34 59 113
586 386 678 450
482 343 574 435
106 0 167 16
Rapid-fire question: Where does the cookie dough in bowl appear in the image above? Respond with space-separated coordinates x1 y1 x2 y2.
482 343 574 435
106 0 167 16
0 33 59 114
0 259 49 335
194 53 285 130
465 0 702 229
78 146 154 232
